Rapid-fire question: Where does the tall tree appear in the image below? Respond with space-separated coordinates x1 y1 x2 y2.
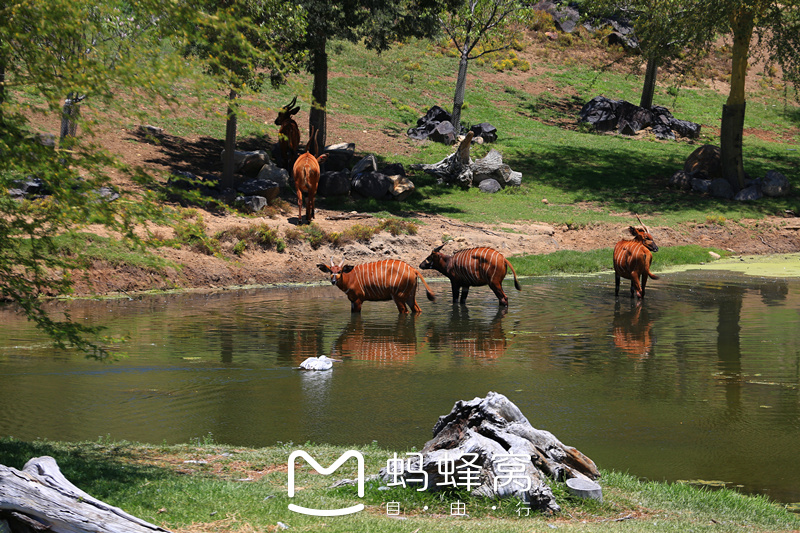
440 0 527 133
189 0 306 189
1 0 201 356
300 0 449 150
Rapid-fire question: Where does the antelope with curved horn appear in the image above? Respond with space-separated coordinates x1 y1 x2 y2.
613 215 659 299
274 96 300 169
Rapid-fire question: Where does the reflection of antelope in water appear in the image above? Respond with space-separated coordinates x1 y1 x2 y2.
612 301 654 360
424 307 510 359
330 314 419 365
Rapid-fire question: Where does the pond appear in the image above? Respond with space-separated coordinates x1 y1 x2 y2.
1 270 799 503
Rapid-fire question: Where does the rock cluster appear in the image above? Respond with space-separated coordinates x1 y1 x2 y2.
668 144 791 201
407 106 498 145
579 96 701 140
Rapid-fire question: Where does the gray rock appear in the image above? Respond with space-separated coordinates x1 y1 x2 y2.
479 179 502 193
507 170 522 187
669 170 692 190
237 178 280 202
735 185 762 201
352 155 378 176
318 170 352 197
222 150 269 177
256 162 290 189
470 123 498 143
762 170 790 197
352 171 392 200
381 163 406 177
430 121 457 145
691 178 712 193
323 143 355 172
710 178 735 200
235 195 268 213
97 186 120 202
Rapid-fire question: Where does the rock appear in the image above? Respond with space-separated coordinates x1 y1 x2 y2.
256 162 290 189
407 106 454 141
691 178 711 193
579 96 619 132
735 185 762 201
324 142 355 172
387 175 415 201
470 122 498 143
479 179 502 193
96 186 120 202
37 133 57 148
507 170 523 187
430 121 457 145
580 97 698 139
379 392 599 513
669 118 701 139
710 178 734 200
235 195 268 213
762 170 790 197
138 124 165 137
381 163 406 177
237 178 280 202
684 144 722 180
668 170 692 190
319 170 352 197
352 171 392 200
222 150 269 177
11 177 47 195
472 149 519 188
352 155 378 176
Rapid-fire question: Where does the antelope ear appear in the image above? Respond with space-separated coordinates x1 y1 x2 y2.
628 226 638 236
342 265 355 273
433 244 445 253
317 263 331 273
290 106 300 115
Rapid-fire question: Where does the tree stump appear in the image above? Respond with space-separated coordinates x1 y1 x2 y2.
0 456 171 533
380 391 599 513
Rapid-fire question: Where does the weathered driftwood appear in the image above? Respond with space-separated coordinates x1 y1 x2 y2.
380 391 599 514
0 456 171 533
411 134 522 190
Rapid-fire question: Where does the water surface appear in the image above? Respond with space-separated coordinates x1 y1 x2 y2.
1 271 798 502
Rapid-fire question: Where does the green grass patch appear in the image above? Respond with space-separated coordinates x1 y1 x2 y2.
48 232 172 271
1 438 797 533
510 245 730 276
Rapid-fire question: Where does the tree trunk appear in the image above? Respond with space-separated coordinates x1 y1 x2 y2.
721 7 755 191
639 57 658 109
309 37 328 153
60 92 81 141
450 47 469 134
0 456 172 533
0 58 5 127
222 88 238 190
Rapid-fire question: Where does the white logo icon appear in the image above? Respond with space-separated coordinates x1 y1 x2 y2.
287 450 365 516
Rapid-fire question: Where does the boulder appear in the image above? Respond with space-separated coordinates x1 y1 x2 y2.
472 149 520 188
762 170 790 197
691 178 711 193
379 392 599 513
470 122 498 143
668 170 692 190
580 97 699 139
352 171 392 200
235 195 268 213
256 162 290 189
479 179 502 193
710 178 735 200
387 175 415 201
430 121 457 145
324 142 355 172
352 155 378 176
381 163 406 177
735 185 762 201
318 170 352 197
221 150 269 177
684 144 722 180
237 178 280 202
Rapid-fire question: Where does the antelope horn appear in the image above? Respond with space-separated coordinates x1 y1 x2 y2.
287 95 297 108
330 256 335 267
635 213 650 234
338 257 345 267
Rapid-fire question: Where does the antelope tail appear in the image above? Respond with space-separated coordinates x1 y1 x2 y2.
414 268 436 301
505 259 522 291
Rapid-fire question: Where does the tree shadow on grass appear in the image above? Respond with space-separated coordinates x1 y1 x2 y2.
0 437 173 501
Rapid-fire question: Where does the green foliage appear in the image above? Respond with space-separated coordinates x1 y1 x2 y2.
216 223 287 254
173 211 221 256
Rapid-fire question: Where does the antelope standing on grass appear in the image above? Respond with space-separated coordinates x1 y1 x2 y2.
274 96 300 169
419 245 521 306
613 217 659 299
292 128 327 223
317 258 436 313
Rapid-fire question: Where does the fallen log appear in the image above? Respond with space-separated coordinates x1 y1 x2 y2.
0 456 171 533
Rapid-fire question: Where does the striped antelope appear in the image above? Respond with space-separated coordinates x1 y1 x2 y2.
419 245 521 306
317 258 436 313
613 219 659 299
